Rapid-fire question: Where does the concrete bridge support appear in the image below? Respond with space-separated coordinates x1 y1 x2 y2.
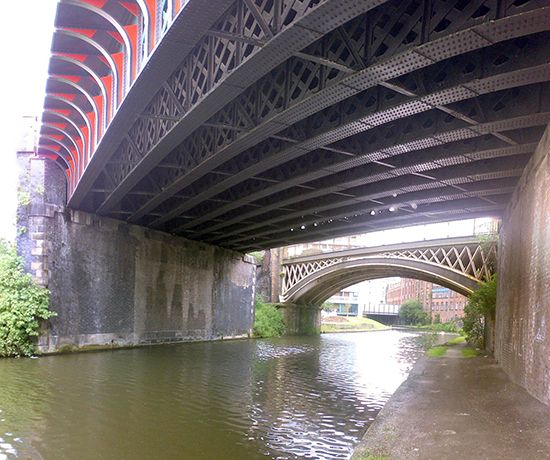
16 153 256 353
280 304 321 336
495 124 550 405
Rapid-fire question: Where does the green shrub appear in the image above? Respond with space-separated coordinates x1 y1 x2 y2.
248 250 264 265
431 320 461 333
399 299 430 325
461 347 479 358
322 301 336 313
0 241 55 357
446 336 466 345
419 332 438 350
253 298 285 338
463 275 497 348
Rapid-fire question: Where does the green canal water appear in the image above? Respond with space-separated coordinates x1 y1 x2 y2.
0 330 425 459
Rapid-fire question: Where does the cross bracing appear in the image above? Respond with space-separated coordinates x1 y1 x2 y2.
39 0 550 250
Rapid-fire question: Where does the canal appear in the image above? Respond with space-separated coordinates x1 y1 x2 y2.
0 330 426 459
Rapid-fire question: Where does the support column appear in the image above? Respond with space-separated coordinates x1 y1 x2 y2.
281 303 321 335
16 147 66 286
254 248 284 303
270 247 283 303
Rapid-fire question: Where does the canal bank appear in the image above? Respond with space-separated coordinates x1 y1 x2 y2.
352 342 550 459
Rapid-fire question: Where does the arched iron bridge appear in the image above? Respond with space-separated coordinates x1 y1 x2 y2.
280 235 496 304
39 0 550 251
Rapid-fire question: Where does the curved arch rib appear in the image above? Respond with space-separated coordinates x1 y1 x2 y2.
44 109 89 171
284 257 478 305
45 95 94 160
48 76 101 153
56 28 122 111
62 0 134 91
42 123 84 176
51 55 109 134
40 135 78 190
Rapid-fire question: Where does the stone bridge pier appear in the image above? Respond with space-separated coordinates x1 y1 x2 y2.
16 150 257 353
278 304 322 336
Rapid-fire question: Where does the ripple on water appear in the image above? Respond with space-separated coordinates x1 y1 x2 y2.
0 330 424 459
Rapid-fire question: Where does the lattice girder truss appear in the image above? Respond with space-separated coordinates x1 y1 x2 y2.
38 0 550 250
281 239 497 298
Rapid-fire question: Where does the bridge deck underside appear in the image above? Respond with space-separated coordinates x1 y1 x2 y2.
40 0 550 251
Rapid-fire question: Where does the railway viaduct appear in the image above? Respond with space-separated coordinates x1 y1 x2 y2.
14 0 550 404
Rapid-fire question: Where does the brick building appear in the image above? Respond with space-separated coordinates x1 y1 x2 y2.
386 279 433 311
385 278 467 322
431 286 467 323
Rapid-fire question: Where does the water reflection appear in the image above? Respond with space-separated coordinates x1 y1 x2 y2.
248 332 423 459
0 331 423 459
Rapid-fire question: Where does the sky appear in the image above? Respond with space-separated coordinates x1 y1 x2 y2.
0 0 58 240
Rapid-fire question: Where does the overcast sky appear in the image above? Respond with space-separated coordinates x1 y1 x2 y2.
0 0 58 240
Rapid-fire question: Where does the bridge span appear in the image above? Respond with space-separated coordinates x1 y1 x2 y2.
281 235 496 304
38 0 550 250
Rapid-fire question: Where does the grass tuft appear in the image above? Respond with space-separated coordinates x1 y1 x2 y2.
461 347 479 358
446 336 466 345
427 346 448 357
321 316 387 333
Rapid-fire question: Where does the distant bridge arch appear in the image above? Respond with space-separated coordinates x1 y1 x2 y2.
281 236 496 305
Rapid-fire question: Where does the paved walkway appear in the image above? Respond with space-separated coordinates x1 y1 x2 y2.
352 342 550 459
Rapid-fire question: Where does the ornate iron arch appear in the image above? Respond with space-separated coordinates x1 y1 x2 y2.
283 258 478 305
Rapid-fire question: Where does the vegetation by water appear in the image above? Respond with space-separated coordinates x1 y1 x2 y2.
418 332 438 350
321 315 387 333
427 346 448 357
425 335 478 358
0 241 55 357
253 298 285 338
463 275 497 348
412 320 462 333
398 299 430 325
446 336 466 345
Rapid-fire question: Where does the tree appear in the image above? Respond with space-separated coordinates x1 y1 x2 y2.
0 240 55 356
399 299 430 325
463 275 497 348
322 301 337 313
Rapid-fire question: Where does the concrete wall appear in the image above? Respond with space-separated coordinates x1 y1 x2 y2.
495 124 550 405
17 155 256 352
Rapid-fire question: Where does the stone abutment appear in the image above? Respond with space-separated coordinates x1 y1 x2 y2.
16 153 256 352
